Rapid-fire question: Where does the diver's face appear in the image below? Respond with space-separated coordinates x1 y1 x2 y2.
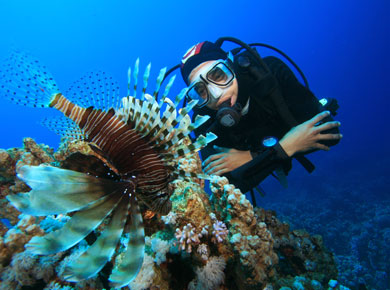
188 60 238 110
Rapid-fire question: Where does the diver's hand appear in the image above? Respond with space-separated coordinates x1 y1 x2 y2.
202 146 252 176
279 111 342 157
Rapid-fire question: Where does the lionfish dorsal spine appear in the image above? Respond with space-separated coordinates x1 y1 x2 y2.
146 100 200 152
160 74 176 103
174 87 187 108
135 95 161 135
153 67 166 99
132 58 139 99
127 66 132 97
141 62 151 100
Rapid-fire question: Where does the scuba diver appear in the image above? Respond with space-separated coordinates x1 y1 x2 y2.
167 37 342 199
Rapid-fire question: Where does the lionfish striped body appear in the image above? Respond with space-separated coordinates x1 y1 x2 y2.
0 52 216 287
49 93 171 208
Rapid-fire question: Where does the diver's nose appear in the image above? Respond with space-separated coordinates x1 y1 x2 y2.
208 85 224 99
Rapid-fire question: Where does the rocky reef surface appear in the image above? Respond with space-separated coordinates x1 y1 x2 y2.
0 138 349 290
258 157 390 290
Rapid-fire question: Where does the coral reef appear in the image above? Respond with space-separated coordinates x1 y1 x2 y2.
0 138 347 289
259 158 390 290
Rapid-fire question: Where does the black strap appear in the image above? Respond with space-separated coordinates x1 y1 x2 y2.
295 155 315 173
249 189 257 207
269 86 316 173
269 86 299 127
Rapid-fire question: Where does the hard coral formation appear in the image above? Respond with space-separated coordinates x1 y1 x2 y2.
0 138 345 289
175 223 202 253
210 176 278 289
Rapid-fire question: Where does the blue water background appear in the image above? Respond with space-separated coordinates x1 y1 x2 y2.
0 0 388 288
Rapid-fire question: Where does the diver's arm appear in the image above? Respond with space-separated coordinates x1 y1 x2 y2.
224 111 342 193
224 143 291 193
202 146 253 176
199 142 219 163
266 56 341 148
279 111 342 156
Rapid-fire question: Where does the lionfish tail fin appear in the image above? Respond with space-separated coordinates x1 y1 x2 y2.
0 51 60 108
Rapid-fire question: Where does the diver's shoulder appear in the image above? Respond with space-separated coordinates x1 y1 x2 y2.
263 56 297 83
263 56 288 69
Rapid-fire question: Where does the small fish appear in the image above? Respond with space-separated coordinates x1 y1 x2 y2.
0 51 216 288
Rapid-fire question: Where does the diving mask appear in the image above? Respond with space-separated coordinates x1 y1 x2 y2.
186 60 235 108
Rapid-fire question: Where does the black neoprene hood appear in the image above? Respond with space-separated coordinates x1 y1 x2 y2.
180 41 227 85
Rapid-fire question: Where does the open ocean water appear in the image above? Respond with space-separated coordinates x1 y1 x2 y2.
0 0 388 289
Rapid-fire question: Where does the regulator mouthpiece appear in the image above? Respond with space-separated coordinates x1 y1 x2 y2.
216 100 242 127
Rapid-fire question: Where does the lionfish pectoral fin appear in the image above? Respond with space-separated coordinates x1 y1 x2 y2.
153 197 172 216
88 143 119 175
6 193 31 214
8 165 118 215
26 187 125 255
139 190 172 216
63 194 131 282
109 196 145 288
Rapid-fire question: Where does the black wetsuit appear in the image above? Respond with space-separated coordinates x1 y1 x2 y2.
193 53 339 193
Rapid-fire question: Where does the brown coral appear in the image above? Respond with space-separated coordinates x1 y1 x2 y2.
0 137 340 290
255 207 338 286
210 176 278 289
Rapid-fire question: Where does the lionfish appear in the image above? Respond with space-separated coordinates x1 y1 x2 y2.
0 52 216 287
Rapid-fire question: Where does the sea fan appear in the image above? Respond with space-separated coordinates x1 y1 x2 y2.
0 51 216 288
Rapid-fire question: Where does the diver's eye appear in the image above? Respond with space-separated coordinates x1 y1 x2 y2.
194 82 208 99
208 67 227 83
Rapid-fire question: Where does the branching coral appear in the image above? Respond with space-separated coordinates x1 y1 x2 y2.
175 223 202 253
151 237 171 265
211 220 228 244
161 211 178 226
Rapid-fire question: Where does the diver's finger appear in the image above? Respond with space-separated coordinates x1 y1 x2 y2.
203 157 226 173
314 121 341 133
213 168 228 176
203 153 225 167
315 143 330 151
213 145 230 153
317 133 343 141
206 163 226 175
308 111 330 126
